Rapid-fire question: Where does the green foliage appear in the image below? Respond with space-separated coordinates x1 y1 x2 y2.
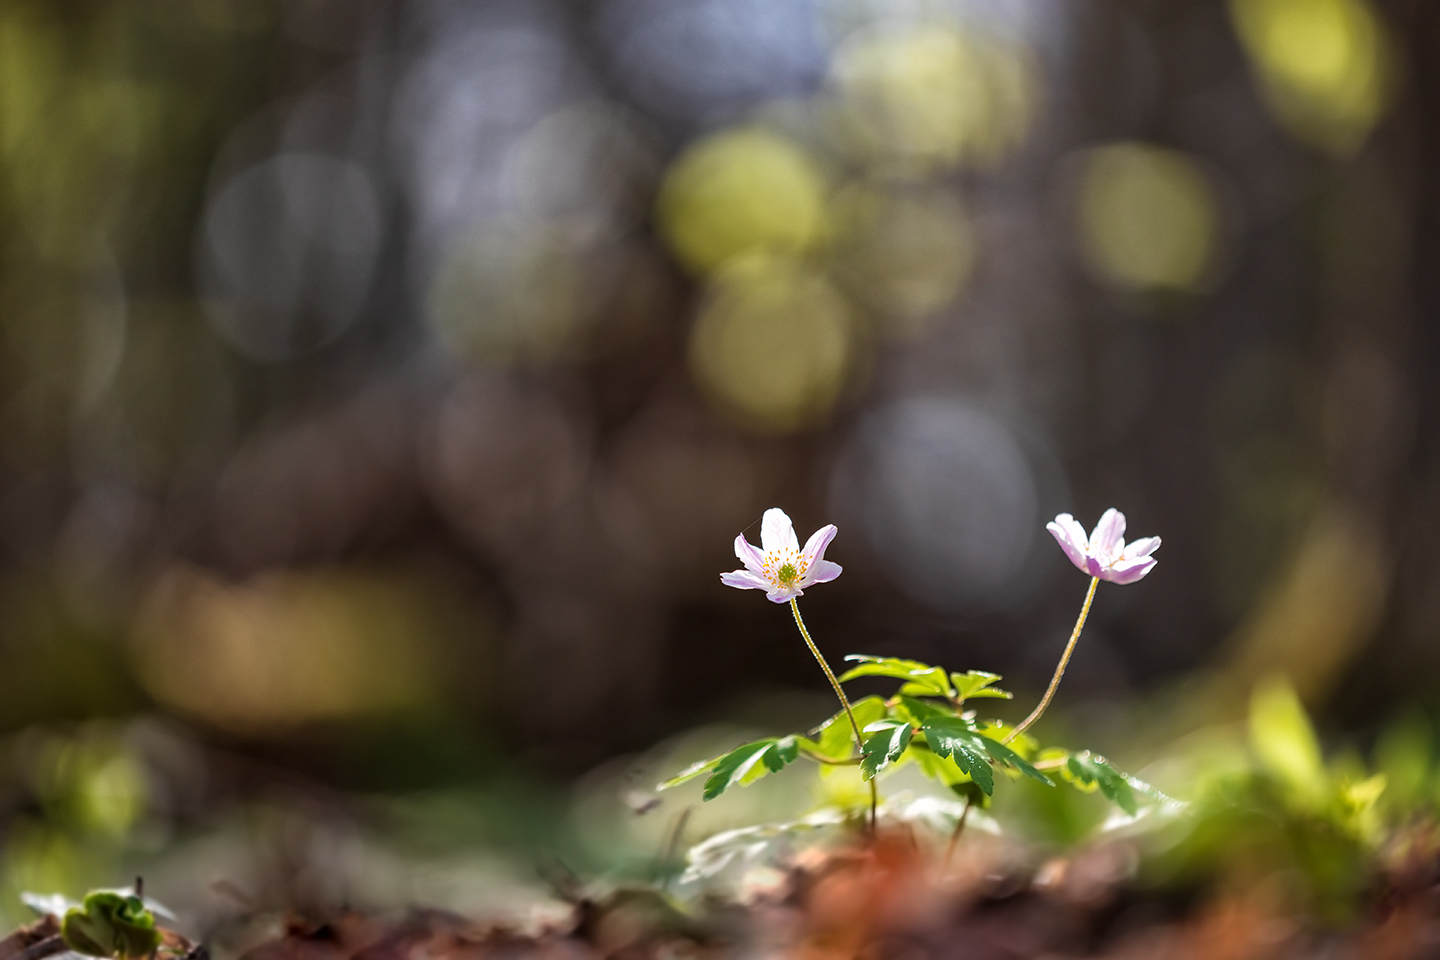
701 738 800 801
800 696 887 761
657 736 801 800
951 671 1013 701
1146 677 1409 923
662 654 1154 815
1059 751 1138 815
860 721 912 779
919 718 995 794
60 891 161 960
839 657 953 698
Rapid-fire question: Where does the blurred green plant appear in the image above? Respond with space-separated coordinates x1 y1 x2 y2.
1142 677 1406 923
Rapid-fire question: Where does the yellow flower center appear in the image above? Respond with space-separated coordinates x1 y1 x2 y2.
778 562 799 584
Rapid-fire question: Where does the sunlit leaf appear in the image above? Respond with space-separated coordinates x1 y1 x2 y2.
1250 676 1324 798
840 655 952 697
861 720 912 780
896 694 952 724
657 751 728 790
1065 752 1137 815
977 734 1053 785
804 696 887 760
920 717 994 795
701 738 802 801
951 670 1013 701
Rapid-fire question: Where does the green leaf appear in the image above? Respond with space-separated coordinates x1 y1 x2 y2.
860 721 913 780
768 735 799 770
950 670 1013 701
1065 752 1137 815
701 738 801 801
61 892 161 960
896 695 952 724
1249 676 1324 798
840 656 952 697
806 696 887 760
976 734 1053 785
920 718 994 795
658 751 728 790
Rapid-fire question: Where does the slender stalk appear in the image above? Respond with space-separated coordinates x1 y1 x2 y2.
790 598 877 831
944 795 972 867
1005 576 1100 744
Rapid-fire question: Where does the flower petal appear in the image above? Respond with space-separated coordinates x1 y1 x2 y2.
1047 515 1090 572
800 524 838 567
1121 536 1161 560
735 534 766 574
766 584 802 603
1104 556 1157 584
1089 508 1126 560
761 507 799 556
721 569 772 591
801 559 842 585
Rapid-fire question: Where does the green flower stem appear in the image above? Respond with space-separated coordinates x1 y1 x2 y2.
1005 575 1100 744
944 795 972 867
790 598 877 830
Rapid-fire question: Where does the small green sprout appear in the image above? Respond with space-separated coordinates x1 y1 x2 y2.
60 892 162 960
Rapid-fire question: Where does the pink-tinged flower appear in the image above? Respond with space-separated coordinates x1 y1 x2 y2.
1047 508 1160 584
722 507 842 603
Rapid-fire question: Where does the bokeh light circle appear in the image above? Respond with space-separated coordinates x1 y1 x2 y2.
830 181 975 331
829 22 1038 171
199 153 382 361
428 221 584 368
656 127 827 276
831 398 1040 612
1075 142 1220 294
688 253 853 433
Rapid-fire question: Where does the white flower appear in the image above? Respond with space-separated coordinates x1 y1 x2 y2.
722 508 842 603
1047 508 1160 584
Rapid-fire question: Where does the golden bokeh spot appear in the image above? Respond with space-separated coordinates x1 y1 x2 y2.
1230 0 1390 155
829 23 1037 173
688 253 853 434
1077 142 1220 294
830 181 975 334
656 127 826 276
132 566 446 733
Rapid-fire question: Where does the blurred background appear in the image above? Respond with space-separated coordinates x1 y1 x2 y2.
0 0 1434 926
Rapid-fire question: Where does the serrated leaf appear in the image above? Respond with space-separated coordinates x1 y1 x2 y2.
975 734 1053 785
658 751 728 790
1066 752 1137 815
702 739 801 801
840 656 952 697
860 721 912 780
896 695 952 724
950 670 1012 701
920 718 994 795
898 681 949 697
767 736 799 770
807 696 887 760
